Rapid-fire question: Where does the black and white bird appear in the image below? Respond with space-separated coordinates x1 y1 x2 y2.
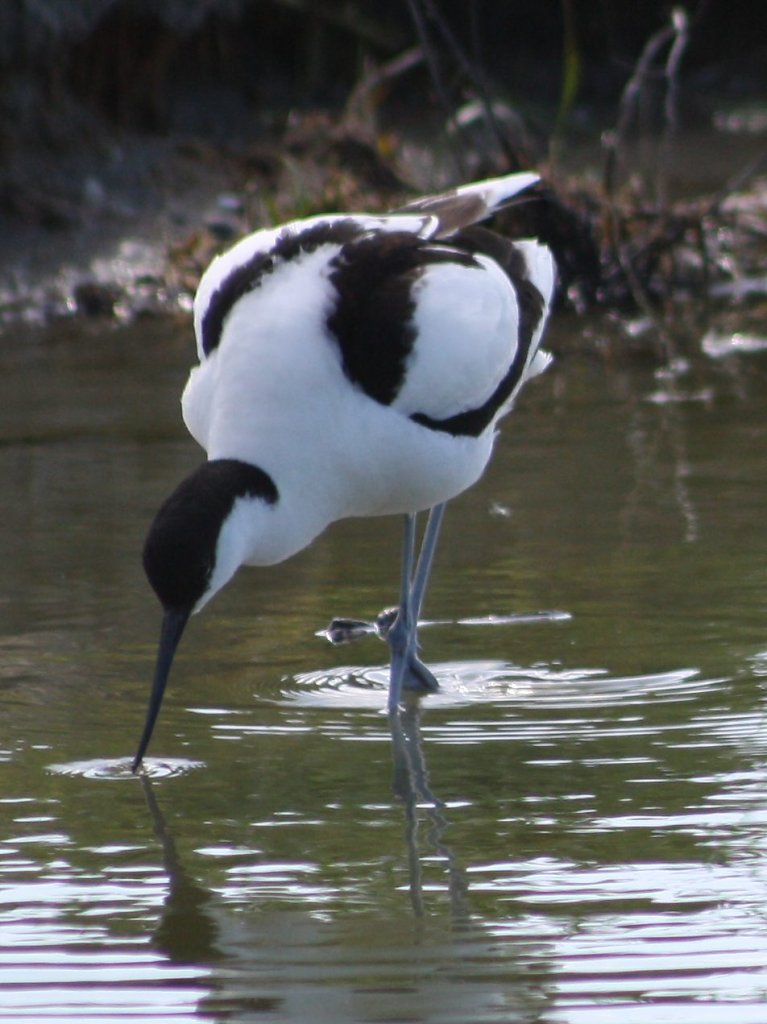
132 171 555 771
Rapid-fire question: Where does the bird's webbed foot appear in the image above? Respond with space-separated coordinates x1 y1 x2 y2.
386 604 439 709
397 650 440 694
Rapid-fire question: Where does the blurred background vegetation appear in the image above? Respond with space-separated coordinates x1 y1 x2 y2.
1 1 765 351
2 0 764 137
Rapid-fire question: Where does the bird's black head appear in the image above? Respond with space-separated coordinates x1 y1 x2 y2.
133 459 278 771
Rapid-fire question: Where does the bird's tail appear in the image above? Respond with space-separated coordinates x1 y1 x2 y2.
397 172 541 239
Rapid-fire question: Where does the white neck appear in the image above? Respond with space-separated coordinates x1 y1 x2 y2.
197 489 330 613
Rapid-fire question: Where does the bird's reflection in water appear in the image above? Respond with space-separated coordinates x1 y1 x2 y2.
140 706 468 948
389 700 469 922
136 723 541 1024
139 773 224 964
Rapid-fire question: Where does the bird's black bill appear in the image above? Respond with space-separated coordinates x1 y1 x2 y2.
132 607 190 773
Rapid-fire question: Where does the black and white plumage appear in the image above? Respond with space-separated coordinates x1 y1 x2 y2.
132 171 555 770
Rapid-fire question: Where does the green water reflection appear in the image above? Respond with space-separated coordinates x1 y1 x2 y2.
2 319 767 1022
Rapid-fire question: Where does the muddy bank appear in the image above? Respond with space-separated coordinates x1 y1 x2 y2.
0 104 421 330
3 110 766 365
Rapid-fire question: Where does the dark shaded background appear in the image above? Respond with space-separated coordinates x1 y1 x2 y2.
2 1 764 144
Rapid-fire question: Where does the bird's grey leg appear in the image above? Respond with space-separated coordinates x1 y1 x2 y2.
387 503 446 712
388 513 418 712
410 502 446 622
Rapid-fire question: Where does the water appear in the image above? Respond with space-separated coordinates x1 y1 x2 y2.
2 317 767 1022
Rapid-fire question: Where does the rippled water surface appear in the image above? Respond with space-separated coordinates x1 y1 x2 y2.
3 319 767 1022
